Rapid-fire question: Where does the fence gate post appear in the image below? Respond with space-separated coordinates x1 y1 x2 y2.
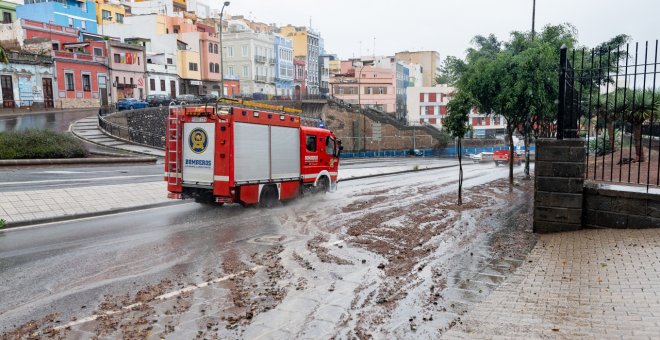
557 45 567 140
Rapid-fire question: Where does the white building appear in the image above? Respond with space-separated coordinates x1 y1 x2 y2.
145 52 180 98
407 84 507 138
222 30 276 97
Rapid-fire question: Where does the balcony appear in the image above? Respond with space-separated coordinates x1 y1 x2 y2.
8 51 52 65
268 77 275 83
254 55 267 63
268 57 275 65
254 75 267 83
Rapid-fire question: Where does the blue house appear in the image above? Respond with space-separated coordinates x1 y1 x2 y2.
17 0 97 35
274 34 294 99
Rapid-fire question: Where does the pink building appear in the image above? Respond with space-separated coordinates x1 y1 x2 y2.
107 40 147 101
330 62 396 113
198 31 221 95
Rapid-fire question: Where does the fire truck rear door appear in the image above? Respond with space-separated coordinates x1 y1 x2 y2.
182 122 215 186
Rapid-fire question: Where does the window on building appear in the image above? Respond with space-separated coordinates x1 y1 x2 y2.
228 66 234 76
480 117 486 125
213 44 218 54
64 72 74 91
166 58 173 64
80 20 86 30
116 13 124 24
68 17 73 27
81 1 86 12
189 62 198 71
93 47 102 56
2 12 12 24
82 74 91 91
114 54 120 63
115 76 119 86
242 45 248 56
242 65 248 77
160 79 165 91
102 10 111 20
150 78 155 91
494 116 501 125
227 46 233 57
130 77 133 86
378 87 387 94
209 62 214 72
52 42 59 51
214 63 219 73
208 42 213 53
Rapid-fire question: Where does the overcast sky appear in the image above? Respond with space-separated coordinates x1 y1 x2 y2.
218 0 658 61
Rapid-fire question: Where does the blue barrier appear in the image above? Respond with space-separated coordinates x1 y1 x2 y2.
341 145 537 159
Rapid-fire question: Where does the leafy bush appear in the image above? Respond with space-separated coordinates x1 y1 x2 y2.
587 131 621 156
0 219 6 229
0 129 88 159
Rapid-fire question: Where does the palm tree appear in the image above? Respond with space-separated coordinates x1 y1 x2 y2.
628 89 660 162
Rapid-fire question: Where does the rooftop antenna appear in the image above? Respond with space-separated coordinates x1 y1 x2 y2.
309 16 312 29
373 37 375 58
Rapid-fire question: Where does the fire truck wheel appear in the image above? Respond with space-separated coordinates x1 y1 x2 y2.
495 161 500 166
259 185 279 208
316 177 330 194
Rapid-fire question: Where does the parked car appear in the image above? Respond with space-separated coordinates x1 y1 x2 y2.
493 149 522 166
116 98 149 111
409 149 423 156
199 94 219 103
176 94 201 105
146 94 174 107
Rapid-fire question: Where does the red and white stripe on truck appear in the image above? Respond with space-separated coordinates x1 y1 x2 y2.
165 104 340 206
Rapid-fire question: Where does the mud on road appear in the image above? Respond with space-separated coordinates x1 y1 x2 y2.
3 171 537 339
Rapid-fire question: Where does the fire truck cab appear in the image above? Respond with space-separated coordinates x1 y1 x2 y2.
165 100 341 207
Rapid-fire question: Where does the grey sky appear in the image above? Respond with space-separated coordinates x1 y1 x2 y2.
219 0 659 61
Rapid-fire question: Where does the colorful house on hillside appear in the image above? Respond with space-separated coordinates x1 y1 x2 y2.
0 0 17 24
106 40 146 100
17 0 98 35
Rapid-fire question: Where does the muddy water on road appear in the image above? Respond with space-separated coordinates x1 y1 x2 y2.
1 164 537 339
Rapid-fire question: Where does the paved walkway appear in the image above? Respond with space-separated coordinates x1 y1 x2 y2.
70 116 166 157
444 228 660 339
0 182 168 225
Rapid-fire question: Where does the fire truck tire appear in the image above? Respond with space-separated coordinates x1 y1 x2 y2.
495 161 500 166
259 185 279 208
317 177 330 194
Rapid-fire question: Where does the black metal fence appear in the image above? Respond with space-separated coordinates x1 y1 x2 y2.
558 41 660 190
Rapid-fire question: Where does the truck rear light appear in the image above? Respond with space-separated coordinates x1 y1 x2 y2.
215 197 232 203
167 193 182 199
253 112 259 117
280 115 285 121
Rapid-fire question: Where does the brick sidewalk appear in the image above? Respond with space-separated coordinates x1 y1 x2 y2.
0 182 169 225
444 229 660 339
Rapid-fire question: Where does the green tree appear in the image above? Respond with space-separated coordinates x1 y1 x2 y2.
435 56 467 86
445 91 474 205
629 89 660 162
0 45 8 64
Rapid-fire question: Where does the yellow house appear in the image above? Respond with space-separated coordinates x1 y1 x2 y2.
278 25 309 57
94 0 126 25
177 50 201 80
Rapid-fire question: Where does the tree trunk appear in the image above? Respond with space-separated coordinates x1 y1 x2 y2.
524 123 530 180
507 126 514 187
457 138 463 205
607 119 615 151
633 122 645 162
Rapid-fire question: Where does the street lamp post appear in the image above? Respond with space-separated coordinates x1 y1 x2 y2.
219 1 230 97
357 62 367 152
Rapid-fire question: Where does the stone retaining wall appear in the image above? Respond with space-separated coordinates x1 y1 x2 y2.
584 183 660 228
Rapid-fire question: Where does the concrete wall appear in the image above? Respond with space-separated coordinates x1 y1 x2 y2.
323 104 437 152
584 184 660 229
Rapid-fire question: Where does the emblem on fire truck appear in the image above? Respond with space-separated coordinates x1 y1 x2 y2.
189 128 208 154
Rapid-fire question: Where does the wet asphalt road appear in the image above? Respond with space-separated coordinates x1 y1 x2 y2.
0 160 528 336
0 110 98 133
0 157 448 192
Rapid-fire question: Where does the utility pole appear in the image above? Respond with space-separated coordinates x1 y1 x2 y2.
524 0 536 179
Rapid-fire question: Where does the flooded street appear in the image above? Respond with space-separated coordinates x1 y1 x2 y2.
0 162 536 339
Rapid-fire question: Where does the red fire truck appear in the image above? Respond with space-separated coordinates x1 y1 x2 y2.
165 99 341 207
